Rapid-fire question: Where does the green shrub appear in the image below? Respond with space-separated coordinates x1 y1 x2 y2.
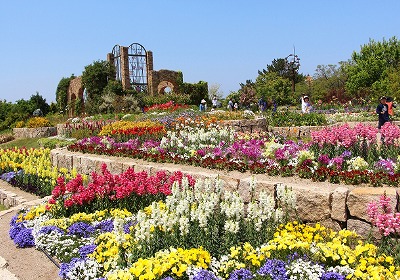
267 111 327 127
37 138 75 149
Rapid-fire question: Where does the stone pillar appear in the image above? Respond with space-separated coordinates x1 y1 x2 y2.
107 53 114 66
120 46 131 90
107 53 115 81
146 51 154 95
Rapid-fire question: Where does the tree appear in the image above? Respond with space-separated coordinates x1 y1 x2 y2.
208 83 224 100
311 63 348 103
239 80 257 108
56 75 75 113
345 37 400 100
29 92 50 115
254 71 293 106
81 60 116 97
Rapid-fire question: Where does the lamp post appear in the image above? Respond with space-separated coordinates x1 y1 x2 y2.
285 52 300 95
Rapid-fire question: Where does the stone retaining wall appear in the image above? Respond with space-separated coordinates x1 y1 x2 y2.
0 189 27 208
50 148 400 238
223 119 398 138
13 127 57 138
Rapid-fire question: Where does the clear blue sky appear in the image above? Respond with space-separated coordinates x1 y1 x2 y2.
1 0 399 104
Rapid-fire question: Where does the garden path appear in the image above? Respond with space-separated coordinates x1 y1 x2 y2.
0 180 60 280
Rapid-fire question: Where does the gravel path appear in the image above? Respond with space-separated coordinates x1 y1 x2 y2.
0 181 60 280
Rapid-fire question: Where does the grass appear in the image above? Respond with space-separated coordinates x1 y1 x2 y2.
0 137 41 149
0 204 8 211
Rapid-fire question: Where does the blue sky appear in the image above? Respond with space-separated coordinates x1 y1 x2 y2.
1 0 399 104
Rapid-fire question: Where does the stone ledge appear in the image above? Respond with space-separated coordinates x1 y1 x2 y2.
13 127 57 138
0 189 28 208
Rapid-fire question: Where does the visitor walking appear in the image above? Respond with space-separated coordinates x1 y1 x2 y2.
376 96 389 129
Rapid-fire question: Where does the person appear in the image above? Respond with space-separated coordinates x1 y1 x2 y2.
301 95 312 114
227 99 234 111
233 102 238 111
199 99 207 112
258 97 265 112
376 96 389 129
212 96 218 109
386 96 396 119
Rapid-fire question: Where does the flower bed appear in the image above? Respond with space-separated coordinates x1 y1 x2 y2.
67 122 400 187
0 147 78 197
8 166 400 279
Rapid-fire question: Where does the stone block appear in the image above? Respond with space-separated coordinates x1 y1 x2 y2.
347 218 379 239
331 186 349 222
72 155 82 173
253 179 277 198
237 177 253 203
347 187 397 222
133 164 153 174
219 174 240 193
290 183 332 222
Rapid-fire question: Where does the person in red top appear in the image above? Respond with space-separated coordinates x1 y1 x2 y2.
386 96 396 120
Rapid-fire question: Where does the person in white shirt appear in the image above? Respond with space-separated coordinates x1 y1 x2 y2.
301 95 312 114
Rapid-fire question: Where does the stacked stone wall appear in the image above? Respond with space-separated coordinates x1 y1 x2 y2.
13 127 57 138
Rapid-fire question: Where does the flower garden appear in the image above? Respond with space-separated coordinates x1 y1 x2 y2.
3 107 400 279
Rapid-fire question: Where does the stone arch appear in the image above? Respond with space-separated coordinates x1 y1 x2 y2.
67 77 84 117
157 80 176 94
148 69 182 95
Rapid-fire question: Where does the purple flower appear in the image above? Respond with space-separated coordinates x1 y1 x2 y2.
11 226 34 248
374 159 395 175
79 244 97 258
162 277 175 280
67 222 95 238
329 157 343 170
59 257 82 278
38 225 64 235
228 268 254 280
9 221 25 239
257 259 288 280
197 149 206 157
9 215 18 227
0 171 17 183
341 150 352 158
192 269 218 280
318 154 330 166
321 272 346 280
95 219 114 232
124 221 134 234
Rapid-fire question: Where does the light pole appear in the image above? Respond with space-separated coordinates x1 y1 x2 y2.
285 52 300 95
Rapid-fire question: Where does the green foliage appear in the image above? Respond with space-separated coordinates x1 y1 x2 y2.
0 137 41 149
266 111 327 127
37 138 74 149
345 37 400 99
310 64 348 103
29 92 50 115
254 71 293 105
181 81 208 105
56 76 75 113
81 60 116 97
103 80 124 96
